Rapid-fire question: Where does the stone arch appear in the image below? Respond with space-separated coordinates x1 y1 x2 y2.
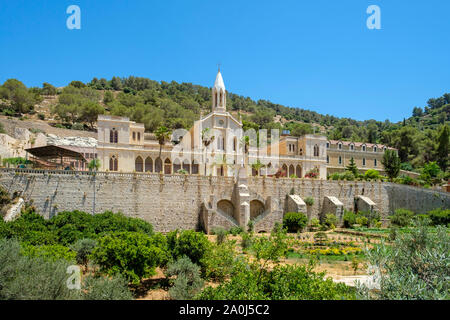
155 157 162 173
135 156 143 172
145 157 153 172
296 165 302 178
250 199 265 219
164 158 172 174
282 164 288 176
173 158 181 173
289 165 295 177
217 199 234 218
182 159 190 173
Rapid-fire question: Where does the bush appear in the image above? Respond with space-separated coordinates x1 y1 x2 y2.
0 238 132 300
323 214 338 230
283 212 307 233
197 263 354 300
304 197 314 206
355 216 369 227
364 169 381 181
92 231 168 284
427 208 450 226
211 227 227 244
167 230 210 267
81 274 133 300
343 210 356 228
357 221 449 299
165 256 204 300
37 113 45 120
390 209 415 227
0 238 76 300
201 241 237 282
70 238 98 266
241 232 253 251
228 226 244 236
21 243 76 262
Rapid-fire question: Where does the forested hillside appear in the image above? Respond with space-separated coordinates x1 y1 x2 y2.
0 77 448 171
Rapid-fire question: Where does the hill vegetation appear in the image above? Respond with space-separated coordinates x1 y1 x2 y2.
0 77 448 172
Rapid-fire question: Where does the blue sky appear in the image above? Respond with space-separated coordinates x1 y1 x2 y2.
0 0 449 122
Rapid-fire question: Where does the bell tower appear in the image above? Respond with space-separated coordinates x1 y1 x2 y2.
212 68 226 112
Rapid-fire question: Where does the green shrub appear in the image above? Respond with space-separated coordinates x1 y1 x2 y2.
355 216 369 227
390 209 415 227
201 241 238 282
81 274 133 300
304 197 314 206
241 232 253 251
70 238 98 266
92 231 168 284
427 208 450 226
343 210 356 228
358 221 449 300
197 263 354 300
283 212 307 233
165 256 204 300
364 169 381 181
211 227 227 244
0 238 132 300
323 214 338 229
167 230 210 267
228 226 244 236
21 243 76 262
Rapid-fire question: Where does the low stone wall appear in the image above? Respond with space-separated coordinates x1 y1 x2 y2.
0 169 448 232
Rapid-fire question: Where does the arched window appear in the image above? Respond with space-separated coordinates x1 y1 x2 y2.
110 128 118 143
362 145 366 152
135 156 143 172
182 159 190 173
374 146 377 152
191 160 199 174
338 143 342 150
282 164 288 177
145 157 153 172
313 144 319 157
363 158 366 166
374 159 377 167
109 155 118 171
173 158 181 173
289 165 295 177
296 165 302 178
155 157 163 173
338 156 342 165
350 144 354 151
164 158 172 174
219 90 223 107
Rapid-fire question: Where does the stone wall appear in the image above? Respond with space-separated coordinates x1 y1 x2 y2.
0 169 448 233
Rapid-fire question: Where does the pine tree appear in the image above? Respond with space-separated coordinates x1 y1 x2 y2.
346 157 358 176
382 149 401 181
436 124 449 172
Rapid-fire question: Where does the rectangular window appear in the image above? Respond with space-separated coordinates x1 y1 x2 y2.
374 159 377 167
137 132 141 141
339 156 342 165
132 132 136 140
363 158 366 166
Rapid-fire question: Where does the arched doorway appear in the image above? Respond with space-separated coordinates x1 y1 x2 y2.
217 199 234 218
164 158 172 174
250 200 265 219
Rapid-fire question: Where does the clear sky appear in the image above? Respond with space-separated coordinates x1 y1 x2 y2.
0 0 449 122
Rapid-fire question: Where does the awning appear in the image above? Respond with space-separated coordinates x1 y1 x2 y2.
25 145 87 162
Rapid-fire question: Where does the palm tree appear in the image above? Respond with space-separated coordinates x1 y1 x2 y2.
251 159 265 176
155 126 171 160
